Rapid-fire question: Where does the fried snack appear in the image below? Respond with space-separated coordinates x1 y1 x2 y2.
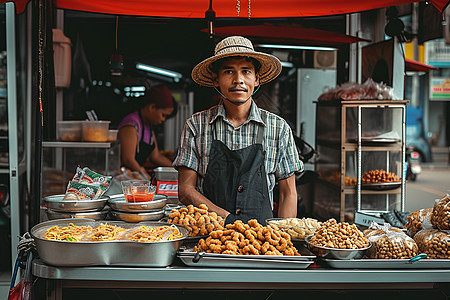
194 219 300 256
266 217 322 240
414 229 450 259
361 169 400 183
404 208 432 237
364 223 419 259
309 218 370 249
168 204 225 237
431 196 450 231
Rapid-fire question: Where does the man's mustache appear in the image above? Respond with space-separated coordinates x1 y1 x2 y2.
228 85 248 92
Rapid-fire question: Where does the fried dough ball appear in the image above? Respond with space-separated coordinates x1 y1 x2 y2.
194 219 300 256
168 204 224 237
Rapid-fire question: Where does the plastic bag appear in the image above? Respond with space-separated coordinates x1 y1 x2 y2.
317 78 394 101
413 228 450 259
8 253 33 300
363 222 419 259
404 208 433 237
430 195 450 230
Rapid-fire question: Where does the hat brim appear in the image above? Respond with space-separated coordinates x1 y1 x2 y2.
191 51 282 87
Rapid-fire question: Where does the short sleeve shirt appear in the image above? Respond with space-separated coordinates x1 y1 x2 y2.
173 100 303 207
117 111 154 146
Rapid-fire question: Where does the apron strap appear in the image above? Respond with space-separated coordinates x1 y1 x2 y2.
256 110 267 145
212 109 267 144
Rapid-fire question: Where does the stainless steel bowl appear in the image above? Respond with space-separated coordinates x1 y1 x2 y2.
107 194 167 212
30 218 189 267
43 194 108 212
304 235 371 260
46 208 109 220
110 209 165 223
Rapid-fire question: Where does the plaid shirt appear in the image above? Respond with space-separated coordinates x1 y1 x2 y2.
173 100 303 206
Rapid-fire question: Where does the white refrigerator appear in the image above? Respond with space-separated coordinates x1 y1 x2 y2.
296 68 336 170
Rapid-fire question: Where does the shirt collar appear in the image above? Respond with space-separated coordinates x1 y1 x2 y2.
209 100 266 127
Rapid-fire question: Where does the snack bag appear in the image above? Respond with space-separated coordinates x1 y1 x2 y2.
430 195 450 230
63 181 101 200
69 166 112 199
364 222 419 259
414 228 450 259
81 167 112 188
404 208 433 237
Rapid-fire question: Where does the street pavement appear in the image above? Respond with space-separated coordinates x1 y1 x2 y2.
405 147 450 213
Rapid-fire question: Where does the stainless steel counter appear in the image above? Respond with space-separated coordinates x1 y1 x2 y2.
33 259 450 300
42 141 115 148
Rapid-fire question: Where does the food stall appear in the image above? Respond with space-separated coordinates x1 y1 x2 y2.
1 0 450 299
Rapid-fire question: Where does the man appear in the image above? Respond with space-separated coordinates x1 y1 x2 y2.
173 36 303 224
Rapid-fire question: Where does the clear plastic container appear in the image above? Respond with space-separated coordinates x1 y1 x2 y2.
108 129 119 142
82 121 110 142
57 121 82 141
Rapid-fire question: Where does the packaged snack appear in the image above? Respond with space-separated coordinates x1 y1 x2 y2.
404 208 432 237
431 195 450 230
414 228 450 259
63 181 101 200
66 166 112 200
364 222 419 259
81 167 112 187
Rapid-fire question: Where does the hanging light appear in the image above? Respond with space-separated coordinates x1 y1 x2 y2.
205 0 216 38
109 16 124 76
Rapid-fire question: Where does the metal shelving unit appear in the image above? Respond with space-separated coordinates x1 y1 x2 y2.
314 99 408 222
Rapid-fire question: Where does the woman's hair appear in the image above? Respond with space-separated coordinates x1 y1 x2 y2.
143 84 174 109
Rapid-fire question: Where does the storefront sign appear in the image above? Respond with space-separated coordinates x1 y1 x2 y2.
426 39 450 68
429 77 450 100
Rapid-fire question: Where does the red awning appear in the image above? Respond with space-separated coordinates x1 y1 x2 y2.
405 58 438 72
2 0 449 17
207 24 370 47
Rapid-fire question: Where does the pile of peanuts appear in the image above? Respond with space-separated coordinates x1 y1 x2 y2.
404 208 432 237
194 219 300 256
414 229 450 259
364 228 419 259
361 169 400 183
168 204 224 237
430 196 450 231
309 219 370 249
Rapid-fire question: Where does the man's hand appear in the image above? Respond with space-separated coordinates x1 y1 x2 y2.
277 175 297 218
178 167 230 218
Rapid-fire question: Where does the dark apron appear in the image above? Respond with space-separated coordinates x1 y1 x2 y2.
203 111 273 224
134 111 155 165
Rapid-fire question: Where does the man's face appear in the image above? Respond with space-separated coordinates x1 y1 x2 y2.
213 58 259 105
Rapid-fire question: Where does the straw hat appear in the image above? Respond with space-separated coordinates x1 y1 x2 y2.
191 36 282 87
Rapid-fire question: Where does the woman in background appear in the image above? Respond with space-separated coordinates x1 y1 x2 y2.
118 84 176 178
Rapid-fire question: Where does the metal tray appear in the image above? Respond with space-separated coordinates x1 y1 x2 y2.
46 208 109 220
323 257 450 269
153 167 178 181
109 209 165 223
30 218 189 267
178 246 315 261
108 194 167 212
44 194 108 212
178 255 313 269
177 247 315 269
362 182 402 190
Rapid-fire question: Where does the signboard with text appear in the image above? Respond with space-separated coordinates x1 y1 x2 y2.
430 77 450 100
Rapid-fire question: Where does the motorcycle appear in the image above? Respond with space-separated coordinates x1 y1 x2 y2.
406 147 421 181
